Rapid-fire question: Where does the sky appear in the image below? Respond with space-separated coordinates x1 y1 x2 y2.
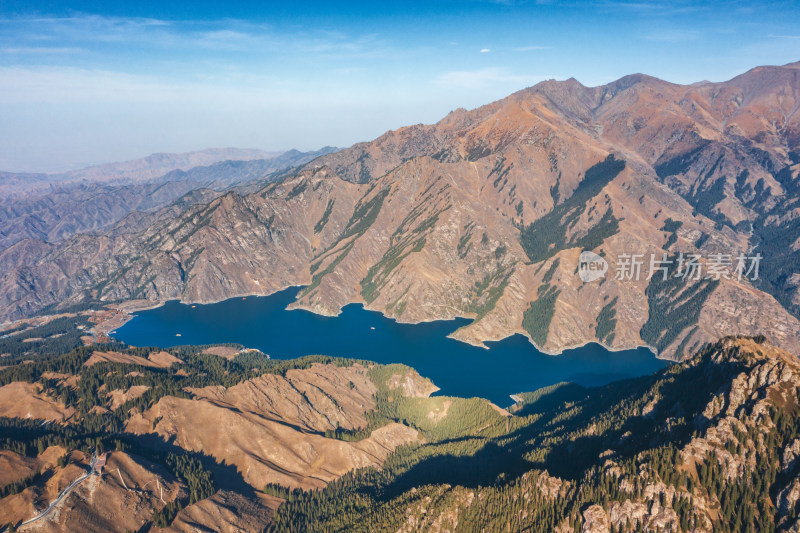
1 1 800 173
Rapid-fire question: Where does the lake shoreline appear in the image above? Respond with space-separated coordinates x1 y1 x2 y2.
112 286 670 407
106 285 663 360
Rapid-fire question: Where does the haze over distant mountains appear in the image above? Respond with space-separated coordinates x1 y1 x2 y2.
0 147 337 250
0 147 334 197
1 62 800 361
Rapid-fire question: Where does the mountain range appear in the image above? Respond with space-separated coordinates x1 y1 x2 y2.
0 147 337 252
0 147 280 197
2 62 799 359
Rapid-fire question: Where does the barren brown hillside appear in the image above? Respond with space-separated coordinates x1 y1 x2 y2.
125 363 427 490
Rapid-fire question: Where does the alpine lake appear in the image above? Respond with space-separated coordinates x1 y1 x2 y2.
113 286 668 406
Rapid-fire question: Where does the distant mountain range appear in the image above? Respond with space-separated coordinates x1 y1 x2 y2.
0 147 278 197
0 147 337 250
1 63 799 360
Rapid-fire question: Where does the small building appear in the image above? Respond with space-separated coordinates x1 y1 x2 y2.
93 452 108 475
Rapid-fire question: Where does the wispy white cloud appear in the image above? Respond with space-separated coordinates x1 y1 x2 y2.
0 66 197 105
433 67 543 89
480 48 491 53
0 46 84 54
514 45 552 51
526 0 702 15
331 66 364 75
0 65 407 107
0 15 175 45
643 28 701 42
0 14 390 60
0 64 461 172
592 1 702 15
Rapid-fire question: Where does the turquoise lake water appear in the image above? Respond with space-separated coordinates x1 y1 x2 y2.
112 286 669 406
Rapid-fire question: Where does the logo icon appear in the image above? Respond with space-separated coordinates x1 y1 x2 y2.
578 251 608 282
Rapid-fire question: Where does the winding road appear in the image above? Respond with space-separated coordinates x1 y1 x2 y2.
17 454 96 530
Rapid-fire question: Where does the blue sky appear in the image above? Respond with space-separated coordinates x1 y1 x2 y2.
1 1 800 172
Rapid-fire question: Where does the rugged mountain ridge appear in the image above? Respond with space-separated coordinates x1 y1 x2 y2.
2 63 800 359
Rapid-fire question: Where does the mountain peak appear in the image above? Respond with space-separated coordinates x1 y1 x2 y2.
605 72 667 90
